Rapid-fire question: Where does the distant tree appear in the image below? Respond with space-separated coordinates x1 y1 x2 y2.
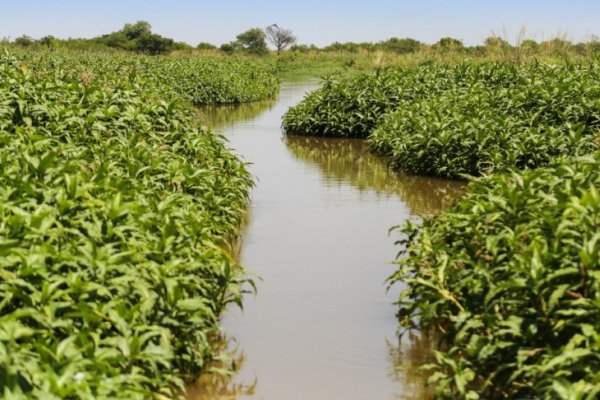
14 35 34 47
197 42 217 50
484 36 512 58
290 44 310 53
434 37 464 51
520 39 539 53
96 32 130 50
219 42 237 54
39 35 57 48
520 39 538 48
539 38 573 55
135 33 174 55
235 28 268 55
324 41 344 52
122 21 152 40
172 41 192 51
265 24 297 54
380 37 421 54
484 36 510 48
93 21 178 55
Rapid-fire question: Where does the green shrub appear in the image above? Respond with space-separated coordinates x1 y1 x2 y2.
0 52 252 399
284 62 600 177
389 153 600 399
282 67 442 137
11 49 279 105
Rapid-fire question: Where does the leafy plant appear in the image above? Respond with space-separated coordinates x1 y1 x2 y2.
284 62 600 177
389 153 600 399
370 62 600 177
0 51 253 399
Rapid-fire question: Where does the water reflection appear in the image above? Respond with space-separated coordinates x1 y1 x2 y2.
388 334 436 400
199 98 277 127
190 81 463 400
190 334 435 400
187 336 256 400
284 135 466 216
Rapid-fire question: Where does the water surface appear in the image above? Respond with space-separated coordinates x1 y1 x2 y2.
191 81 465 400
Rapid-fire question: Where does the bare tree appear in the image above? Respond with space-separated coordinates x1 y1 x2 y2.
265 24 297 54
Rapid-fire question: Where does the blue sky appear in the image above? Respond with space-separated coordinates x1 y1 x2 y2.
1 0 598 47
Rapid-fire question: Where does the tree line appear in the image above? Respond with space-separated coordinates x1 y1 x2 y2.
5 21 298 56
5 21 600 57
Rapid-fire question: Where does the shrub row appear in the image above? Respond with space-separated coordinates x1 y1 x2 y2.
13 49 280 105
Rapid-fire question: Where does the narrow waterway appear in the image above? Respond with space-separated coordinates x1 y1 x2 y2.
191 81 465 400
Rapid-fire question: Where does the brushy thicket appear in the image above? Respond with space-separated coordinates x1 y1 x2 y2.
283 62 600 178
0 52 253 399
390 154 600 399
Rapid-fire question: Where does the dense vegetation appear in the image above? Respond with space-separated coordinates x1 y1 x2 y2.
390 154 600 399
11 21 191 55
283 55 600 398
371 63 600 177
154 57 279 104
12 49 279 105
283 62 600 177
0 51 254 398
283 69 413 137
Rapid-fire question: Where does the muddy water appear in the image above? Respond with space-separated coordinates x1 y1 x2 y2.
193 81 465 400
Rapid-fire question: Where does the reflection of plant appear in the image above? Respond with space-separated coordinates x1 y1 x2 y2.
386 333 435 400
200 98 277 127
187 335 257 400
284 135 465 215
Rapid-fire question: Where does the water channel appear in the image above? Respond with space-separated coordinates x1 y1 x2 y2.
190 80 465 400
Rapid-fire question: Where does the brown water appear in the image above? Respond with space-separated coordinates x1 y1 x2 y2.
191 81 465 400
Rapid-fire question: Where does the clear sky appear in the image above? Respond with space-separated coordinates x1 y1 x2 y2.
1 0 598 47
